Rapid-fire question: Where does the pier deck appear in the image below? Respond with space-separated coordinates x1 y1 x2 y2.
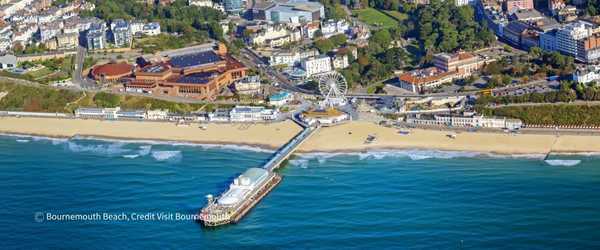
199 120 319 226
263 125 319 171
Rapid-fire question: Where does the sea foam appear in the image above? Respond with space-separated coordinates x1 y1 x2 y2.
544 160 581 167
295 149 546 164
151 151 182 161
66 141 130 156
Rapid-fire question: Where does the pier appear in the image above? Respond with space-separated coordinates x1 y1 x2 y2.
199 120 319 226
263 125 319 171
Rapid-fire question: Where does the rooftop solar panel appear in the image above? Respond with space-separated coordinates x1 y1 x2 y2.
169 51 222 68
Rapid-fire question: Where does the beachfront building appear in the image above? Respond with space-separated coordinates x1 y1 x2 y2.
269 91 293 106
301 55 331 77
573 65 600 84
300 108 349 126
75 107 120 119
146 109 169 120
407 114 523 130
208 108 231 122
116 110 146 120
229 106 279 122
397 67 456 93
122 43 247 100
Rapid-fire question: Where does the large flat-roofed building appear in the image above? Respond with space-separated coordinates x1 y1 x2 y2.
229 105 279 122
556 20 600 63
407 114 523 130
433 52 485 78
255 0 324 24
397 67 457 93
123 43 247 100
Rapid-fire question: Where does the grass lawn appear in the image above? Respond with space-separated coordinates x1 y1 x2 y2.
367 82 385 94
135 34 192 54
383 10 408 21
353 8 398 29
26 67 53 79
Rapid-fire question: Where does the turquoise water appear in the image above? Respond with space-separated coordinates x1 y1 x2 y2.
1 135 600 249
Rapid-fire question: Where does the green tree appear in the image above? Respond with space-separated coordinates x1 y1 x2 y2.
314 38 335 53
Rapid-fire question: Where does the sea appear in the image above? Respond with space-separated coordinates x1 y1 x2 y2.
1 134 600 249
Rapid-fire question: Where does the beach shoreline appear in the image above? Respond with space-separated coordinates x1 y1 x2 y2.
1 117 600 155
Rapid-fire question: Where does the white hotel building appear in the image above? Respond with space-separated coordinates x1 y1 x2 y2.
229 106 279 122
407 115 523 130
301 55 332 77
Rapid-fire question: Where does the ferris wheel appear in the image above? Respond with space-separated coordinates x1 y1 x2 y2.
314 71 348 107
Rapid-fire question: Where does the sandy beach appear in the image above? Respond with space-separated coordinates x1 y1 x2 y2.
1 117 599 154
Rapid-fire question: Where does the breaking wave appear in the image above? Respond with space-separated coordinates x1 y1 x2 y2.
66 141 130 156
138 145 152 156
544 160 581 167
289 159 309 168
16 139 29 143
151 151 182 161
57 136 273 154
1 133 67 145
295 150 547 163
122 154 140 159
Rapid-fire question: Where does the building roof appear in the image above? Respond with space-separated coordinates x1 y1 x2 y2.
511 9 543 21
241 168 268 185
398 67 455 85
505 21 530 34
175 72 217 84
169 50 222 68
140 63 170 73
91 63 134 77
231 105 266 113
269 91 291 101
303 107 344 118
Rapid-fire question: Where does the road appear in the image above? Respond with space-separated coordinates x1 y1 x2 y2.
239 47 316 94
72 45 96 89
